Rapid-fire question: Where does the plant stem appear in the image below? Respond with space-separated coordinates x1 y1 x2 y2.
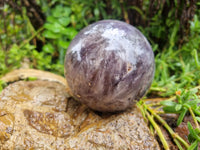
150 87 167 92
191 85 200 91
147 102 161 107
145 110 170 150
162 96 177 102
146 106 189 149
19 26 44 49
188 107 199 129
137 102 148 123
174 139 184 150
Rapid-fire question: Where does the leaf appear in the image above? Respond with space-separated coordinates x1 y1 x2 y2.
42 43 54 54
44 23 54 30
160 100 177 106
59 47 65 64
175 104 182 111
26 77 38 81
44 22 65 33
52 5 71 18
58 40 70 49
187 122 200 141
58 17 70 26
187 99 200 108
94 7 100 18
188 140 198 150
62 27 78 40
46 16 57 23
193 109 200 116
163 106 180 113
181 91 190 103
42 30 61 39
176 94 182 103
182 103 191 109
177 108 187 126
188 122 194 134
190 88 198 95
195 117 200 123
194 128 200 135
0 80 7 93
188 133 195 144
130 6 146 20
63 7 72 17
52 5 62 17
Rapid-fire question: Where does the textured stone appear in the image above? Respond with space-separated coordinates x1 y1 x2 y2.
0 80 159 150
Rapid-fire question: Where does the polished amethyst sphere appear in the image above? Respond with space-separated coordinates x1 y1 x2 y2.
65 20 155 112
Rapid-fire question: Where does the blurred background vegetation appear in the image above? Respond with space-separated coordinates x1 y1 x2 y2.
0 0 200 96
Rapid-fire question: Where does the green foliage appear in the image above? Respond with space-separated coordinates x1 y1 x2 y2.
0 43 64 76
139 86 200 149
0 50 7 75
74 0 124 23
0 80 7 93
0 2 74 76
0 3 31 75
161 89 200 125
151 13 200 96
0 4 42 50
187 122 200 150
42 4 78 65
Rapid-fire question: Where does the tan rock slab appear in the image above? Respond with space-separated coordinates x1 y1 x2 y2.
0 80 160 150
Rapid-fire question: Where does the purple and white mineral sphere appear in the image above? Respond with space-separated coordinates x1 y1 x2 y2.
64 20 155 112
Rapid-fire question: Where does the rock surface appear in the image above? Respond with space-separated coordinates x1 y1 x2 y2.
0 80 160 150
